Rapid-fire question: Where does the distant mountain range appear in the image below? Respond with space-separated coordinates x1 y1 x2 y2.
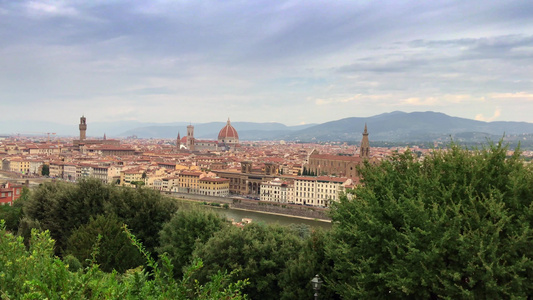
279 111 533 142
118 111 533 142
3 111 533 143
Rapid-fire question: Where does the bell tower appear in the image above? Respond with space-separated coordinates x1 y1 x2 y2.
79 116 87 141
186 124 195 151
359 123 370 159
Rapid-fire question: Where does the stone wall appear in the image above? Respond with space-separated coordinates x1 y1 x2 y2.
169 192 233 204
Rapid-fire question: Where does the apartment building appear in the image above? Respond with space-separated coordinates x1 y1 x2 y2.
178 171 203 194
0 183 23 206
260 176 352 207
198 177 229 197
260 178 291 203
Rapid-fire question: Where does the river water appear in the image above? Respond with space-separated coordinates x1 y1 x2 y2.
178 202 331 229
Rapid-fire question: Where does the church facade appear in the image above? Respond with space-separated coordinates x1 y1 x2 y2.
305 124 371 178
176 118 240 152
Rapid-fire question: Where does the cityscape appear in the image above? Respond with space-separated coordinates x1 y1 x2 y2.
1 0 533 299
2 113 533 206
0 115 381 207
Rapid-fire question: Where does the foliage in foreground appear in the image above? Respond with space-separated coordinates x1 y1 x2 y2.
192 222 324 300
21 178 178 259
0 220 248 299
158 208 228 278
0 186 29 232
327 141 533 299
66 215 144 273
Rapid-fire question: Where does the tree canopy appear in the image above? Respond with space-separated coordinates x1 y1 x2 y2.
0 220 248 299
21 178 178 256
158 209 228 278
327 142 533 298
191 222 325 300
66 214 144 273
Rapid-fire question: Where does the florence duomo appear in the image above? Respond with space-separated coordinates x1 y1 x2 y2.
175 118 240 153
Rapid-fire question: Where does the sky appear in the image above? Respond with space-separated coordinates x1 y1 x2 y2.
1 0 533 127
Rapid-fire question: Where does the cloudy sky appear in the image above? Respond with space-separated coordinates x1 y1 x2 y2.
1 0 533 126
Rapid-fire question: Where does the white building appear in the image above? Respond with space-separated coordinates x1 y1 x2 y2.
293 176 353 207
260 178 291 203
28 160 44 175
63 163 77 181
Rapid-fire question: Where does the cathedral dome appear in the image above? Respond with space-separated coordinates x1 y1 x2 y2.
218 118 239 144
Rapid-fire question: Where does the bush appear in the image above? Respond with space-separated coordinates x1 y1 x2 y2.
21 178 178 257
0 219 248 299
158 209 228 278
327 141 533 298
192 223 310 300
65 215 144 273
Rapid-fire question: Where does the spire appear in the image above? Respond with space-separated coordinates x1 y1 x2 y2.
227 117 231 125
176 131 181 152
360 124 370 159
103 133 106 140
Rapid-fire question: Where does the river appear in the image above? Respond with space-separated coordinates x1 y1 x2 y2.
178 201 331 229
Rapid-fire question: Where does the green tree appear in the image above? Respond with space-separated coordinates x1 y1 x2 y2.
0 220 248 299
0 187 27 232
106 185 178 256
191 223 307 300
158 209 228 278
0 205 22 232
280 228 339 300
21 178 178 257
66 215 144 273
327 141 533 299
22 178 109 254
41 164 49 176
131 180 145 188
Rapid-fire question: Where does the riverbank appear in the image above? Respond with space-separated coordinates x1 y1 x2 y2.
168 194 331 222
231 198 331 221
229 206 331 223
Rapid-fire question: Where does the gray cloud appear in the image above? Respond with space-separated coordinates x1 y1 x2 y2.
1 0 533 126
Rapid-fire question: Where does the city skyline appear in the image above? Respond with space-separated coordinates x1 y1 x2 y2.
1 0 533 125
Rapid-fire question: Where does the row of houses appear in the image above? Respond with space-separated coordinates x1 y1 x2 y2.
151 171 230 197
1 154 356 208
149 170 354 207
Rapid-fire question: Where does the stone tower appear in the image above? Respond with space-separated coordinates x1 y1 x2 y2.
359 123 370 159
79 116 87 141
241 161 252 173
186 125 195 151
264 162 277 175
